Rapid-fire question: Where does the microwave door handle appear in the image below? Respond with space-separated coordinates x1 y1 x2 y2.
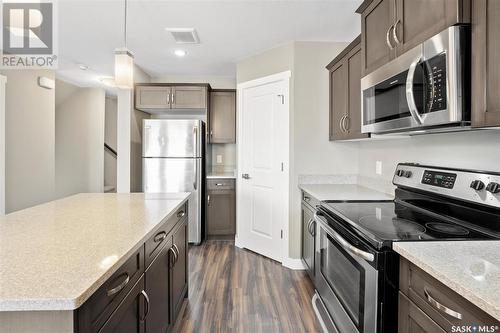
406 56 424 125
314 213 375 262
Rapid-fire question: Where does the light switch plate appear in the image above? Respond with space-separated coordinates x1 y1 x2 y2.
376 161 382 175
216 155 223 164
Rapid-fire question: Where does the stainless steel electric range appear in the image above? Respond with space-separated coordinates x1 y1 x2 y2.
312 163 500 333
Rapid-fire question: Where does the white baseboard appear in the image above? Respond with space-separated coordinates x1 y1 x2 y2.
282 257 306 270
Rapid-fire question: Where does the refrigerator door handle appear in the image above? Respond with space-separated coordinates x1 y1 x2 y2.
193 126 198 158
193 160 198 190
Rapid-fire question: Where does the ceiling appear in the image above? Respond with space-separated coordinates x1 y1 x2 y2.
56 0 362 88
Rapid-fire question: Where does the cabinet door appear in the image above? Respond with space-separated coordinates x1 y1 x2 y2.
99 277 146 333
394 0 470 55
171 219 188 319
345 45 369 140
301 204 315 279
209 90 236 143
329 61 348 141
135 86 171 110
145 238 172 333
207 189 236 235
171 86 207 109
472 0 500 127
361 0 396 75
399 293 446 333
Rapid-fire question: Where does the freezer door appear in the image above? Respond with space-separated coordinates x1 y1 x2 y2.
143 119 203 158
143 158 202 244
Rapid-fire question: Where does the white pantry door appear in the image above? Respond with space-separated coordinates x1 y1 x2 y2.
237 72 289 263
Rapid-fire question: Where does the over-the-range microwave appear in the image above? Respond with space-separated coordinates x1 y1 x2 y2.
361 26 470 135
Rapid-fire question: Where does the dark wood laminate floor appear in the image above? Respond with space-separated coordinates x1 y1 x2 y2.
175 240 321 333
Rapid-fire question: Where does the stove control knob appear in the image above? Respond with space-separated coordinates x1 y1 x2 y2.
486 182 500 194
403 170 412 178
470 180 485 191
397 170 405 177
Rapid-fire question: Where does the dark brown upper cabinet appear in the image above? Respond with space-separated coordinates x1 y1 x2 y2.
357 0 470 75
209 90 236 143
472 0 500 128
327 36 369 141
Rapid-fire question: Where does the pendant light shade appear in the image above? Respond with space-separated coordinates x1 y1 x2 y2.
114 0 133 89
114 48 134 89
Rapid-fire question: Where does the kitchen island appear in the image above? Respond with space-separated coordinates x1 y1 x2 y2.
0 192 190 332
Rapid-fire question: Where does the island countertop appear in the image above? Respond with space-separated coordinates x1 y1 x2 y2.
0 192 190 312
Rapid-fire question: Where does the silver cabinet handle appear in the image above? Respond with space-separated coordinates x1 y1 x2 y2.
424 288 463 320
140 290 150 322
171 91 175 105
342 114 350 132
339 115 346 132
406 55 424 124
242 173 250 179
393 19 401 45
167 92 170 105
153 231 167 243
314 212 374 262
173 244 180 265
303 195 311 202
307 219 315 236
106 273 130 296
215 183 224 186
207 194 211 206
386 24 395 50
168 247 177 268
177 210 186 218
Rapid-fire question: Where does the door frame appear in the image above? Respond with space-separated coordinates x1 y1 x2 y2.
235 70 291 266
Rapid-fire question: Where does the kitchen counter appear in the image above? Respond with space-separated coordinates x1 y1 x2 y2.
394 241 500 320
207 171 236 179
0 192 190 311
299 184 393 201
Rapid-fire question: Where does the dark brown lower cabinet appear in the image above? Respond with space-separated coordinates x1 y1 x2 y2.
206 179 236 236
171 219 188 319
399 292 446 333
301 202 315 280
145 238 173 333
99 276 146 333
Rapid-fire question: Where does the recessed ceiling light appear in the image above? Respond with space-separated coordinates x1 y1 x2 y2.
99 77 116 87
78 64 89 70
174 49 187 57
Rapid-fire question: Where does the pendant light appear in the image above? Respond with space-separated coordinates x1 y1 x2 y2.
114 0 134 89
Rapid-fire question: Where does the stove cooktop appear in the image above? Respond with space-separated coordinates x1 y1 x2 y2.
320 200 498 250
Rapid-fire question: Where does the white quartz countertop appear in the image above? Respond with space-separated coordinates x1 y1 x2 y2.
299 184 393 201
0 192 190 312
207 172 236 179
394 241 500 320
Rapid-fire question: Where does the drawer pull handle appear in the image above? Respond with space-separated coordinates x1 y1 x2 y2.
140 290 150 322
424 288 463 320
173 244 180 265
303 196 311 202
106 273 130 296
215 183 224 186
168 247 177 268
153 231 167 243
177 210 186 218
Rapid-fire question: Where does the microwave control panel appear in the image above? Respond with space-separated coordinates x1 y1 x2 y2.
422 170 456 189
425 53 447 112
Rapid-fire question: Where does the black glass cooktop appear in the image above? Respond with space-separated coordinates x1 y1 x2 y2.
321 197 499 250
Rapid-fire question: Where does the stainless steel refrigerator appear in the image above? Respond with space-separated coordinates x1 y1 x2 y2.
142 119 205 244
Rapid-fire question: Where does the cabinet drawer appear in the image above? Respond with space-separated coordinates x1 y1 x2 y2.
77 247 144 332
400 258 499 331
207 179 235 190
145 203 187 268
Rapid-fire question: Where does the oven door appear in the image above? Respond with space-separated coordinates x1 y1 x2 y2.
361 26 466 134
314 211 378 333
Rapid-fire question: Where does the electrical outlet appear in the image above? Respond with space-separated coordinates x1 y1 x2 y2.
216 155 223 164
376 161 383 175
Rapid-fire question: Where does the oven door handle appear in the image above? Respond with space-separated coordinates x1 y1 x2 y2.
406 55 424 125
314 212 375 262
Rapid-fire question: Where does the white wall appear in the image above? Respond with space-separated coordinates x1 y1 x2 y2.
358 130 500 193
236 42 360 259
0 75 6 215
1 70 56 213
55 80 105 198
104 97 117 190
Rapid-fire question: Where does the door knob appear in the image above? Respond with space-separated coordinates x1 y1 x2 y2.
242 173 251 179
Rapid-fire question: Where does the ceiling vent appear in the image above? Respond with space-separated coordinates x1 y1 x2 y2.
165 28 200 44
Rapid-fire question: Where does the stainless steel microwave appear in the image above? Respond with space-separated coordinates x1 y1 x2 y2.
361 26 469 134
